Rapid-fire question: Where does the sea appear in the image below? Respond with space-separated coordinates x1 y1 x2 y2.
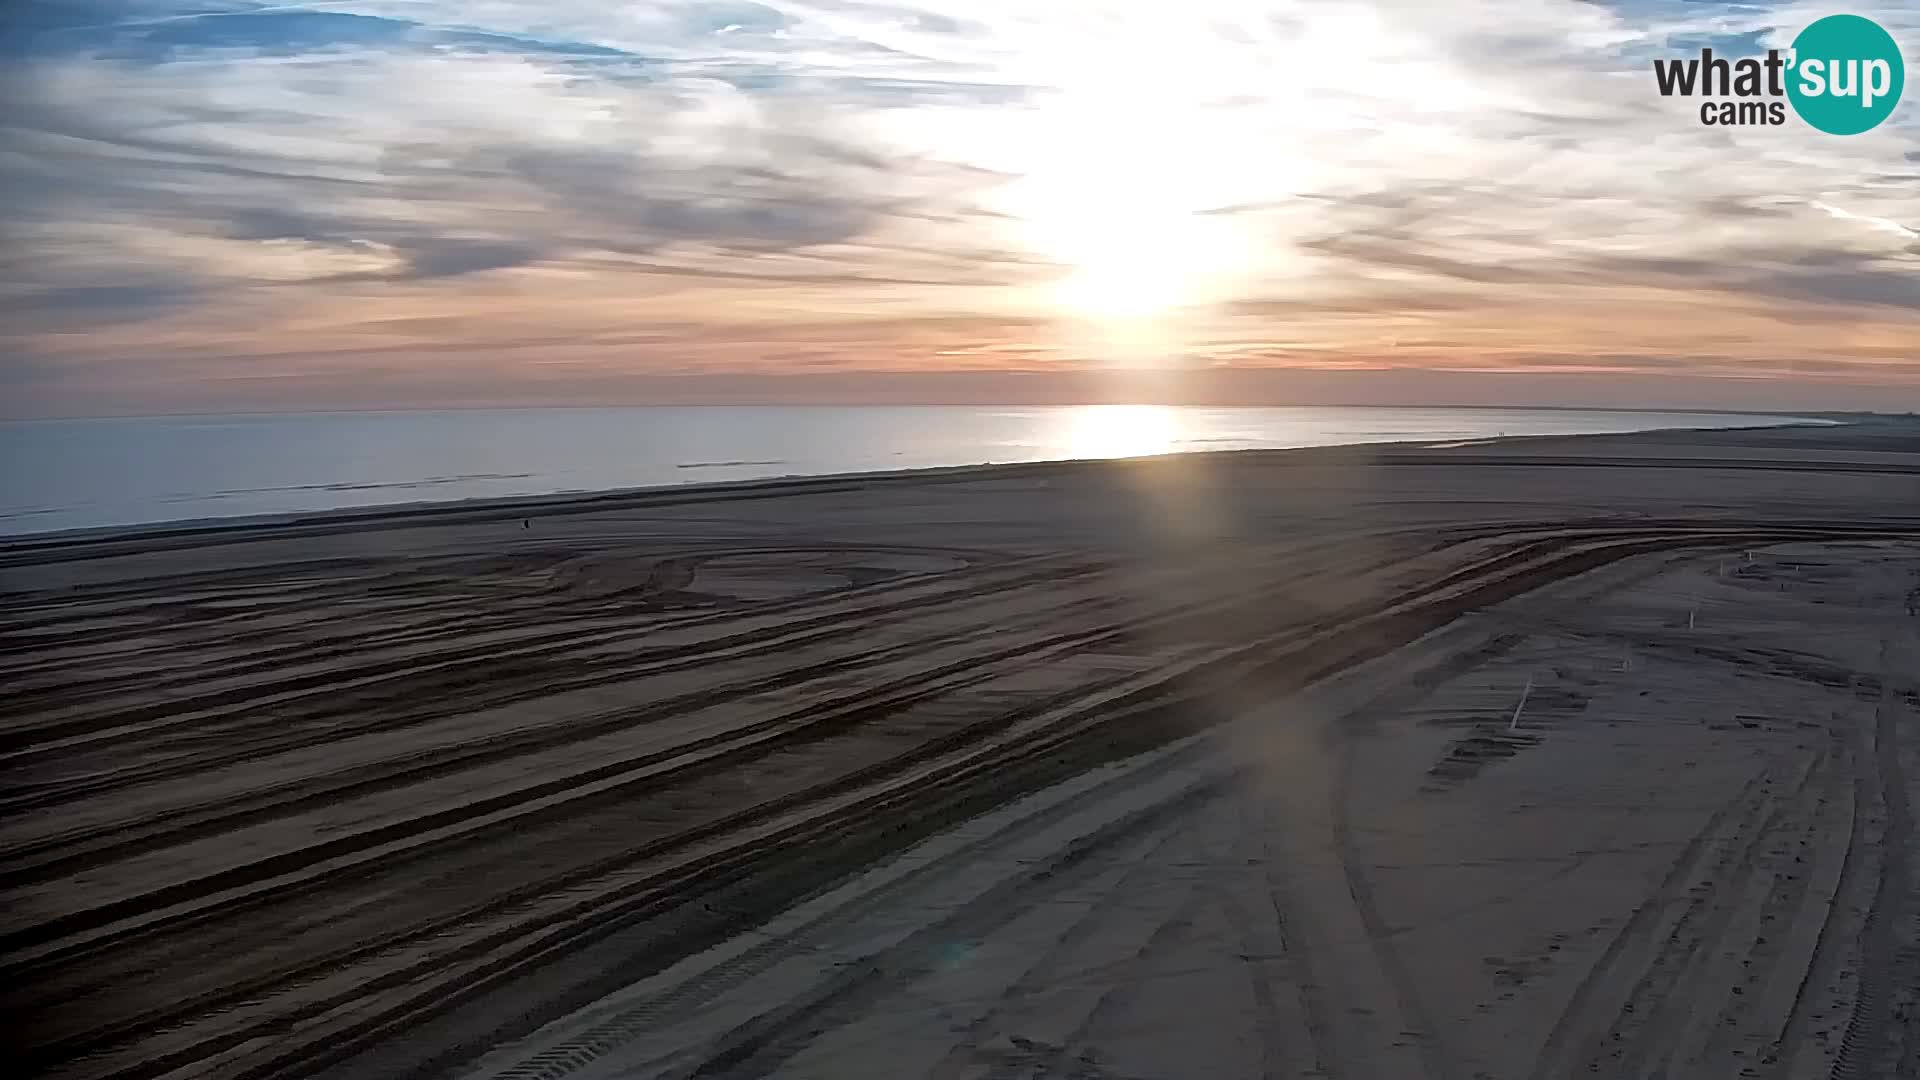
0 405 1812 536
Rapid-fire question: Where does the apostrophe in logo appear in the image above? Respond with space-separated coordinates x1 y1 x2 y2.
1786 14 1904 135
1651 14 1904 134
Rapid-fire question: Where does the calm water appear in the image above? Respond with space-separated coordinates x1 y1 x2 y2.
0 406 1808 536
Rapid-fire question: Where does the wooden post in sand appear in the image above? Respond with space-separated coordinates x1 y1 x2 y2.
1508 675 1534 732
1688 605 1697 630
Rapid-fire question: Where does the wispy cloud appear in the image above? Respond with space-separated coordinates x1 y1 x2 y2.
2 0 1917 414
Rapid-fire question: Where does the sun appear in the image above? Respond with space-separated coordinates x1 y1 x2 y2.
995 85 1258 323
1012 163 1248 321
1047 215 1232 320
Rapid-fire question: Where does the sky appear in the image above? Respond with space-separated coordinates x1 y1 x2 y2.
1 0 1917 417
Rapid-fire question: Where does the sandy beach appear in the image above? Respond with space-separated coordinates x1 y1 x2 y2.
5 419 1920 1080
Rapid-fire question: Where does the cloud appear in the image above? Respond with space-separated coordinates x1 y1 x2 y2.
0 281 202 333
1 0 1918 414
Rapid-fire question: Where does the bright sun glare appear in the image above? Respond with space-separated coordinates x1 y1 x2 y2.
975 8 1442 327
1060 404 1179 459
997 52 1263 323
1019 165 1250 321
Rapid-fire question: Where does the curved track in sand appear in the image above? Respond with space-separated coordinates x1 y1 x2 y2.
5 425 1920 1080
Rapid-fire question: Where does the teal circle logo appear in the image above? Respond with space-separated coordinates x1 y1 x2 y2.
1787 15 1904 134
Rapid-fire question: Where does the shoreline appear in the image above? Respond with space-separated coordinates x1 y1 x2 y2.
1 402 1866 424
0 416 1846 558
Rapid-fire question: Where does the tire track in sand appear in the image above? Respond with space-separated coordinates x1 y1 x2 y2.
1828 635 1915 1080
1524 759 1783 1080
657 778 1236 1079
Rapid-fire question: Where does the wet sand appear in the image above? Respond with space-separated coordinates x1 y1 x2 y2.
4 419 1919 1080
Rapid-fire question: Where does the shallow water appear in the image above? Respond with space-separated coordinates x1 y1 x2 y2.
0 405 1808 535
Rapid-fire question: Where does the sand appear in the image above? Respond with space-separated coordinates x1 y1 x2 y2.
3 418 1919 1080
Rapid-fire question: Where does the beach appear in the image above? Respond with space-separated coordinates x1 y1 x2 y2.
5 418 1920 1080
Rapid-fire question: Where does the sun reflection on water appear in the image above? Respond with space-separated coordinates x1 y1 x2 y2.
1057 404 1179 460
